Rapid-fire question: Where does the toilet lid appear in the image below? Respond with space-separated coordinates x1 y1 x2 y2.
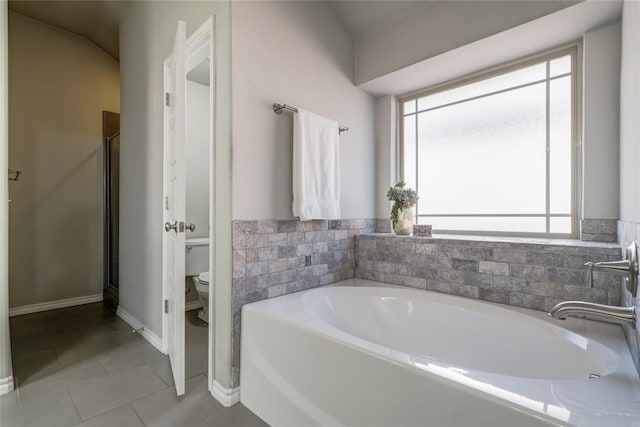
199 272 210 285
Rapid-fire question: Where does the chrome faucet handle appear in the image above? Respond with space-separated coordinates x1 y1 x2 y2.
584 242 639 297
592 260 632 271
584 262 594 288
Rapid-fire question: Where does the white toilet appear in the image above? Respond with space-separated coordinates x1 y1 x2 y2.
185 237 214 323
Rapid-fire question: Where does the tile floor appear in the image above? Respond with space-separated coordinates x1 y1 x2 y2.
1 303 268 427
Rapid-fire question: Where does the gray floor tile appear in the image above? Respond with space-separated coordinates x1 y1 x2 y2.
17 357 109 404
77 405 144 427
55 329 143 366
11 327 83 353
0 390 82 427
8 303 266 427
185 311 208 346
149 356 174 386
131 375 221 427
76 316 134 336
98 339 165 374
70 364 167 421
206 403 269 427
11 348 57 372
65 303 115 322
0 389 19 409
10 308 75 336
148 343 208 388
186 343 209 380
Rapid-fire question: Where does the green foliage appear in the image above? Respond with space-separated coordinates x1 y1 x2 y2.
386 181 418 228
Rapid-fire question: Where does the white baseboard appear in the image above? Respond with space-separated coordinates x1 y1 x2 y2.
9 294 103 317
185 300 202 311
0 376 14 396
211 380 240 407
116 307 165 354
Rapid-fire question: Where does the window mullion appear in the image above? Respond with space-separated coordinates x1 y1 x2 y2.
415 112 419 221
545 61 551 233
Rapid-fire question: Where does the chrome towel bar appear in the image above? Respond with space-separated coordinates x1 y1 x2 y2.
273 103 349 135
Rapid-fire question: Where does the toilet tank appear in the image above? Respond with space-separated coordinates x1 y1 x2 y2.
185 237 209 276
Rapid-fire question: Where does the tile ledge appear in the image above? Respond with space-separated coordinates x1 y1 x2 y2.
363 232 621 249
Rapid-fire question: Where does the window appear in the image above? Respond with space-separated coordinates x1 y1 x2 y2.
400 48 577 237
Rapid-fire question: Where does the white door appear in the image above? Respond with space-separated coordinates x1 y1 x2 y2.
163 20 187 396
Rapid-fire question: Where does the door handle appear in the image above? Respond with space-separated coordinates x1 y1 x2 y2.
186 223 196 232
165 221 178 232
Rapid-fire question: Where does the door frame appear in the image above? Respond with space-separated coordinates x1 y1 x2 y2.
161 15 215 392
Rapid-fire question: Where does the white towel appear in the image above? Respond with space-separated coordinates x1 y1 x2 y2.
292 109 340 221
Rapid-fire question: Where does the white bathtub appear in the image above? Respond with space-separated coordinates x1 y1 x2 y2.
240 279 640 426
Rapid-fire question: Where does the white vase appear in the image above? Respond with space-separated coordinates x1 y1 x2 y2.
394 206 415 236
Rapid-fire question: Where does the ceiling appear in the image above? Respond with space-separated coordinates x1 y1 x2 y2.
330 0 426 37
6 1 584 62
6 0 424 60
8 0 121 60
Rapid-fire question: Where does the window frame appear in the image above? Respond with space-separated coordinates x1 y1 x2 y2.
398 44 582 239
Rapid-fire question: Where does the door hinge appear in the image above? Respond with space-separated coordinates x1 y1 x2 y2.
164 299 169 314
165 92 170 107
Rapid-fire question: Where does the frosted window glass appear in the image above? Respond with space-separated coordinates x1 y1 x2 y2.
417 216 546 233
417 63 546 111
403 115 416 191
404 100 416 114
403 52 576 235
550 76 572 214
550 55 571 77
417 83 546 216
550 217 572 233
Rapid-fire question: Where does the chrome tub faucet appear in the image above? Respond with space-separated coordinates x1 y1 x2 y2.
549 242 638 327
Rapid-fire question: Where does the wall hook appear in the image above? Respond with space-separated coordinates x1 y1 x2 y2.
8 169 22 181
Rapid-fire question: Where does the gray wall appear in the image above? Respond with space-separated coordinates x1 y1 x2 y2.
354 0 577 85
620 0 640 225
618 0 640 370
1 0 12 390
118 1 234 388
374 96 396 221
231 1 376 221
8 12 120 308
583 21 621 220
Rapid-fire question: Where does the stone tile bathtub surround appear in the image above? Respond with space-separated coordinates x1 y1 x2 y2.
231 218 376 386
356 234 622 313
580 218 618 242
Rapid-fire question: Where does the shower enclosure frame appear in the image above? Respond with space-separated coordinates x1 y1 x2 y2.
103 111 120 311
